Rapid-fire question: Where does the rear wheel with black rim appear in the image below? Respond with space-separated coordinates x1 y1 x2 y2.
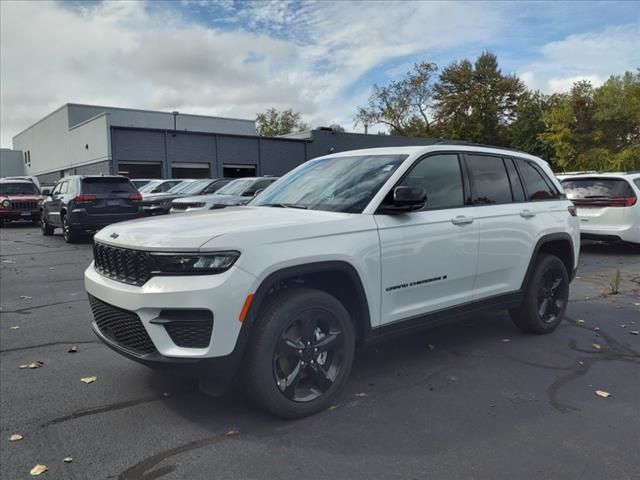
242 287 356 418
510 254 569 334
61 214 82 243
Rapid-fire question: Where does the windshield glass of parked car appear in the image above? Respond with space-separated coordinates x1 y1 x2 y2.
0 182 40 195
175 179 211 195
251 155 407 213
215 179 255 196
138 180 162 193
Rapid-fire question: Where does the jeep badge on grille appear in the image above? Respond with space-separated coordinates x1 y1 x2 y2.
110 232 119 239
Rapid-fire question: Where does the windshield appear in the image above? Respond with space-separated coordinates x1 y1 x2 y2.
166 181 193 194
251 154 407 213
0 182 39 195
215 178 255 196
138 180 162 193
174 179 210 195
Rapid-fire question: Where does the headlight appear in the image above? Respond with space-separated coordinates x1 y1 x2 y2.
1 199 11 209
149 251 240 275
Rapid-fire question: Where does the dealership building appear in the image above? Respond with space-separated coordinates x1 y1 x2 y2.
11 103 429 185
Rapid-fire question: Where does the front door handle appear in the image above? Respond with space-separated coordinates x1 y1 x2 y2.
451 215 474 225
520 209 536 219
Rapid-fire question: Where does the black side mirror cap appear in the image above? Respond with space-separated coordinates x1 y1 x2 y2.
380 186 426 213
42 189 51 196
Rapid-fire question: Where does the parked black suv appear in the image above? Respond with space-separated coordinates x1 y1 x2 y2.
41 175 142 243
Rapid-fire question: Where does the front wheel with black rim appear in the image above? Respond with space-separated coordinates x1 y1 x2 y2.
242 287 356 419
41 215 54 235
61 214 82 243
510 253 569 334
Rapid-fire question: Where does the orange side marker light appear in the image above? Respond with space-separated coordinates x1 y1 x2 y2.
239 294 254 323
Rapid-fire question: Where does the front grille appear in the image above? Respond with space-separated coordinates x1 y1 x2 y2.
89 295 156 355
165 320 213 348
11 200 38 210
171 203 188 211
93 242 151 286
173 202 204 210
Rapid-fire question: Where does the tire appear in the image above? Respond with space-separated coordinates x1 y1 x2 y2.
242 287 356 419
510 253 569 334
61 214 82 243
41 215 54 236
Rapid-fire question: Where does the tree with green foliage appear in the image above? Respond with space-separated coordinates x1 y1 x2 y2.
433 52 525 145
506 91 554 161
355 62 438 137
256 108 308 137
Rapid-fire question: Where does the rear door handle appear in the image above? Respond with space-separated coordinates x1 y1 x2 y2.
520 209 536 219
451 215 474 225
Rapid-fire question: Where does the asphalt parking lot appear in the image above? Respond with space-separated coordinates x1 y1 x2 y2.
1 223 639 480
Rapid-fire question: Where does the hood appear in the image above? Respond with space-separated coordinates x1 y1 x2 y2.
0 193 41 201
94 206 355 251
174 193 237 203
141 193 181 204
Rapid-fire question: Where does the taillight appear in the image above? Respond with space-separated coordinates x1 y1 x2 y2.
568 205 577 216
572 197 637 207
74 195 96 203
128 193 142 202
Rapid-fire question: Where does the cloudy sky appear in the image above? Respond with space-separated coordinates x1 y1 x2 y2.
1 0 638 147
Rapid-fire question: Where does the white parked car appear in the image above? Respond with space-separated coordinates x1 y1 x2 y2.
561 172 640 245
85 145 579 418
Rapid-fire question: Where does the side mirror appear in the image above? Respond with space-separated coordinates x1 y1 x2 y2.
242 191 255 197
253 189 265 197
42 189 51 196
151 188 161 193
381 186 426 213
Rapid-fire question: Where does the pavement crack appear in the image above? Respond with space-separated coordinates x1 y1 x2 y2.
0 340 100 354
0 298 87 315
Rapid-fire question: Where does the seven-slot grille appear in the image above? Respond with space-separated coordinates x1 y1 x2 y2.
93 242 151 286
89 295 156 355
10 200 38 210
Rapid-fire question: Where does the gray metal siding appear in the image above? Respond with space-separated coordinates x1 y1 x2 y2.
74 161 111 176
112 129 166 162
308 130 429 159
259 139 307 176
167 133 216 165
217 136 259 167
37 171 62 185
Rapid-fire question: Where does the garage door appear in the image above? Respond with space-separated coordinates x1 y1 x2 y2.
118 162 163 178
171 163 210 179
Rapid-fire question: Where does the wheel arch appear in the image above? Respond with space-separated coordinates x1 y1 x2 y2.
521 233 576 290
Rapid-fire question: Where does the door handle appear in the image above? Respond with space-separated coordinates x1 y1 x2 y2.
520 209 536 218
451 215 474 225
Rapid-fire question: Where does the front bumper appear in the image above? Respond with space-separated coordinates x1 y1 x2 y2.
0 209 40 220
68 210 141 230
84 261 256 359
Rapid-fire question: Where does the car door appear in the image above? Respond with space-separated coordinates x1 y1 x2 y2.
375 152 479 326
464 154 538 300
45 180 66 226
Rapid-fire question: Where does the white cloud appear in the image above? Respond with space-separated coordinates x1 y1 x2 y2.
0 0 506 147
518 23 640 93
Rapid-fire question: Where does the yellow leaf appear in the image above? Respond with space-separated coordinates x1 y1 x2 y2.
63 457 73 463
592 343 602 351
80 376 97 384
225 429 239 436
576 319 584 324
68 345 77 353
30 464 48 476
9 434 23 441
353 392 368 397
595 390 611 398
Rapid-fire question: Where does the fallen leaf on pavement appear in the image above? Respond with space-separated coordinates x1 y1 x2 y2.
10 326 20 330
2 259 16 264
328 404 339 410
9 434 23 441
63 457 72 463
353 392 368 397
20 361 44 369
80 376 97 384
576 319 584 324
426 344 435 350
67 345 77 353
634 302 640 306
595 390 611 398
30 464 48 476
502 338 511 343
225 429 239 436
630 331 639 335
592 343 602 351
20 295 32 300
593 327 600 331
620 324 626 328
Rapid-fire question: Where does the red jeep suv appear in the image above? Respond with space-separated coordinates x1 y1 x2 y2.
0 179 42 226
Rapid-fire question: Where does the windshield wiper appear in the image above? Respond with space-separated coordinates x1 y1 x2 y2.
261 203 308 209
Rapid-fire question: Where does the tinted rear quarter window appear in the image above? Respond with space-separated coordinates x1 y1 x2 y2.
466 154 512 205
398 153 464 210
81 178 136 194
561 178 634 199
515 159 559 201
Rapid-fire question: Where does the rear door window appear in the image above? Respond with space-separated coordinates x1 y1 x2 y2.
465 154 512 205
561 178 635 200
515 159 560 201
81 178 136 194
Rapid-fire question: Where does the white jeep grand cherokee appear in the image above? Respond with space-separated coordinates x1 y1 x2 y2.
85 145 580 418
